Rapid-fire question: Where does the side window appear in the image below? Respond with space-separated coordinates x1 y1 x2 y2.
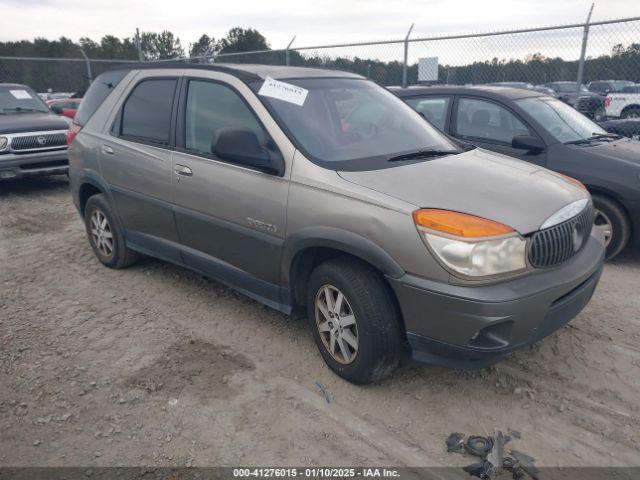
454 98 531 144
404 97 450 131
185 80 266 156
121 79 177 144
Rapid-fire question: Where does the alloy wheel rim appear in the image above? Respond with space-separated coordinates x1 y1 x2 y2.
90 210 114 257
315 284 359 365
594 208 613 247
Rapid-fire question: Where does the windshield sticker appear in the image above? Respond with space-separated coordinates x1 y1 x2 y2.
10 89 32 100
258 77 308 106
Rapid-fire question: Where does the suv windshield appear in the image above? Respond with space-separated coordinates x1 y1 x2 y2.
516 96 606 143
251 78 460 167
0 85 49 114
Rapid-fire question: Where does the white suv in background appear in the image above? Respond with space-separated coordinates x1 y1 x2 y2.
604 84 640 119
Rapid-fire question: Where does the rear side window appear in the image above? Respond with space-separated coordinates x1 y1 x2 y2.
121 79 177 144
405 97 450 131
74 70 128 126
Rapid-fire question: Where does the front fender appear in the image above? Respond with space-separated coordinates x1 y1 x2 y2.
282 226 405 285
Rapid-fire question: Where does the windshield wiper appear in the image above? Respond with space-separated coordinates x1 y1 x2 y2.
2 107 47 113
388 149 460 162
565 132 622 145
589 132 622 140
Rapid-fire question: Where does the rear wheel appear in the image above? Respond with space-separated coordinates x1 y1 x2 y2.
84 194 138 268
306 257 403 384
622 107 640 119
592 194 630 260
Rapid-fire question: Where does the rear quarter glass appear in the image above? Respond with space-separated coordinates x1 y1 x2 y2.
74 70 129 126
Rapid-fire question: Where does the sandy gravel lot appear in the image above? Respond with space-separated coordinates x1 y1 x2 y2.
1 176 639 468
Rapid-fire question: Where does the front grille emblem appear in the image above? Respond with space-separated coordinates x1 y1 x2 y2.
36 136 47 146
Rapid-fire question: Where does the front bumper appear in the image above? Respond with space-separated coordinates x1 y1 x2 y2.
0 149 68 181
389 233 605 369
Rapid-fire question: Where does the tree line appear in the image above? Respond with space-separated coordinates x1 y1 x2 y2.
1 26 639 92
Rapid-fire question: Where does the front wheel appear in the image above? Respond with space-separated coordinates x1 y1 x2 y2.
592 194 630 260
306 257 403 384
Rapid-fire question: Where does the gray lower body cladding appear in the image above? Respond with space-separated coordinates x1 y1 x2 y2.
389 233 605 369
0 150 68 180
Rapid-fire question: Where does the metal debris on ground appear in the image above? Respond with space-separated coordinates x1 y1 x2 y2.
445 430 539 479
314 381 334 404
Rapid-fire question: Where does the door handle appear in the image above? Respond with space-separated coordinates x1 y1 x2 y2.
174 164 193 177
101 145 114 155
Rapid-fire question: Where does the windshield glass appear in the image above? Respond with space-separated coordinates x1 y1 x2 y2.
0 86 49 113
516 97 606 143
251 78 459 165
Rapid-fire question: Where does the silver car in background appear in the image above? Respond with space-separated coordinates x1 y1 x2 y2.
68 64 605 384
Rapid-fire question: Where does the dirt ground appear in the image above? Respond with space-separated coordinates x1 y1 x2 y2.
1 176 639 468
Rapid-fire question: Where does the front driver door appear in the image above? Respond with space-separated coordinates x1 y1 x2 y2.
452 96 547 167
171 75 291 309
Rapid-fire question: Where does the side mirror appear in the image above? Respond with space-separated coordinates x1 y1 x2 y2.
50 104 63 114
212 127 284 175
512 135 545 153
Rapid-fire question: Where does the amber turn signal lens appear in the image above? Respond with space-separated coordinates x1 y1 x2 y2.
413 209 514 238
558 173 587 191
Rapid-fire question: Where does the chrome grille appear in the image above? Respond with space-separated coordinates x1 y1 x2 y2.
528 204 594 268
10 133 67 151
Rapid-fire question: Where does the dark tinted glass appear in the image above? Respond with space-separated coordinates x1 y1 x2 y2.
75 70 128 126
121 79 177 144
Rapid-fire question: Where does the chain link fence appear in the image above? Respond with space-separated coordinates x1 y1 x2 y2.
1 16 639 135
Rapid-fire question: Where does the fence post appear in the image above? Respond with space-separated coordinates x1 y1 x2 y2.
402 23 414 88
80 48 92 85
285 36 296 66
135 28 144 61
575 3 594 101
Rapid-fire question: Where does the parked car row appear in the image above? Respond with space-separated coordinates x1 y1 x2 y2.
392 84 640 261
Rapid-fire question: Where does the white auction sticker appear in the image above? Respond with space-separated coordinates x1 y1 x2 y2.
258 76 308 106
10 89 32 100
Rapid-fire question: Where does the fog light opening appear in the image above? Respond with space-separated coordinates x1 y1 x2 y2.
467 321 514 350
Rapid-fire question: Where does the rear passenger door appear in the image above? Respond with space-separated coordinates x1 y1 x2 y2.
171 76 291 307
452 96 546 166
403 96 451 133
100 74 181 262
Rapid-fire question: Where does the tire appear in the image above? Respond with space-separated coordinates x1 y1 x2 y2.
306 257 403 384
593 106 606 122
621 107 640 119
592 194 630 261
84 194 138 268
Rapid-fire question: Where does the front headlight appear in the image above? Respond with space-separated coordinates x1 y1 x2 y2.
0 137 7 151
413 209 527 277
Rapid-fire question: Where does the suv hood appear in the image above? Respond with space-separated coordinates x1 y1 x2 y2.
338 148 588 235
0 112 69 134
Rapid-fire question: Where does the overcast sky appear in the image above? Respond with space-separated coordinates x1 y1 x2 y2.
2 0 639 49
